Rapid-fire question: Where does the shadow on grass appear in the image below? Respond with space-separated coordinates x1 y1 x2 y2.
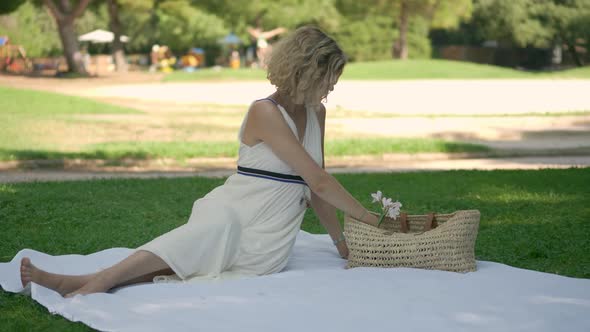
0 149 152 162
0 139 491 164
325 138 491 155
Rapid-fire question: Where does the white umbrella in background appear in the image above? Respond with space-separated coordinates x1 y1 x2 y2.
78 29 129 43
78 29 129 74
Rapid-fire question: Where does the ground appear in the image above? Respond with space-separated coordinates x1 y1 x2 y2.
0 72 589 182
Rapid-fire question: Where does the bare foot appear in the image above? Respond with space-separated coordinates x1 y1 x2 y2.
20 257 95 297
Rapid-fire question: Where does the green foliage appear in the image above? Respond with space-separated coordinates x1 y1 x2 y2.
333 6 436 61
336 1 472 60
0 0 26 15
411 0 472 59
196 0 341 46
332 15 393 62
474 0 590 48
430 0 473 29
542 0 590 62
5 0 589 65
474 0 552 47
156 1 228 53
0 1 109 57
116 1 154 53
115 0 228 55
406 16 432 58
0 2 61 57
76 2 109 38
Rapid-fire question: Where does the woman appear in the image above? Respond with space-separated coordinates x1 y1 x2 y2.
19 26 379 298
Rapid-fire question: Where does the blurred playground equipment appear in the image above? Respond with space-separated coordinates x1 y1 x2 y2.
0 35 32 74
150 45 177 73
180 48 205 72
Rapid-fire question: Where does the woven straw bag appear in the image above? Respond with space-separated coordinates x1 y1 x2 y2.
344 210 480 273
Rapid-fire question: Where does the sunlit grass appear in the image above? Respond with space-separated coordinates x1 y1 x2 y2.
163 60 590 81
0 87 493 162
1 168 589 330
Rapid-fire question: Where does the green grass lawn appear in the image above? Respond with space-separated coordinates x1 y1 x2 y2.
0 87 142 117
1 168 589 330
0 86 142 156
163 59 590 82
0 86 490 163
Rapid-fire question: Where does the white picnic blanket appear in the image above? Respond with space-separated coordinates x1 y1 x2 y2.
1 230 589 332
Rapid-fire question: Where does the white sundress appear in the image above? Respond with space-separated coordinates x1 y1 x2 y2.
133 97 323 283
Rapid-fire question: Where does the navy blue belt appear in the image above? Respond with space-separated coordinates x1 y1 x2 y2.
237 166 307 186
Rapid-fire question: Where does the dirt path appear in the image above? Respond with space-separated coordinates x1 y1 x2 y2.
3 74 590 115
4 74 590 150
1 74 589 183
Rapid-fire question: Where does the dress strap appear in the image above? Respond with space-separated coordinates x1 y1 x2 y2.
255 97 279 106
237 166 307 186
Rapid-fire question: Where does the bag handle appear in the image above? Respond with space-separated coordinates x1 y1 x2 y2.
423 212 438 231
399 212 409 233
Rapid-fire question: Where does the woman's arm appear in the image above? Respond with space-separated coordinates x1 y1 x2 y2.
311 191 348 258
247 101 378 228
310 105 348 258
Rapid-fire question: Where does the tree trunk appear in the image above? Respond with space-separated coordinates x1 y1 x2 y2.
393 1 409 59
57 19 88 75
564 37 584 67
107 0 128 72
43 0 91 75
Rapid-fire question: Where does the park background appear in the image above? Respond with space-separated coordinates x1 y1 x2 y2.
1 0 590 74
0 1 589 330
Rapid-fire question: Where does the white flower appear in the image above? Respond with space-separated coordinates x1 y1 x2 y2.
387 208 400 219
382 197 393 208
371 190 382 203
370 190 403 227
386 201 402 219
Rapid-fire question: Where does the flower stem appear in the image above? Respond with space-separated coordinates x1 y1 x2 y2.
376 213 386 228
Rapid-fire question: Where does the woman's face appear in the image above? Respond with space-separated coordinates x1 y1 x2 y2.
323 69 343 99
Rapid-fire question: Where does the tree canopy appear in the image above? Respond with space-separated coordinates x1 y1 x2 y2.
1 0 588 69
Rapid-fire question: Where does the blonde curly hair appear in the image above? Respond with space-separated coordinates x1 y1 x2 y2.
266 26 346 110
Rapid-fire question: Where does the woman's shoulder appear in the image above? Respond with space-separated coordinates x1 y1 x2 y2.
250 98 280 114
248 99 284 124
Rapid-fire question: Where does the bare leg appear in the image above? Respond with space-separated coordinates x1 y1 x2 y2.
20 257 98 296
65 250 173 298
20 257 176 297
114 267 175 288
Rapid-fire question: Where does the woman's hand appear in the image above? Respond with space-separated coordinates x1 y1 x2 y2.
336 240 349 259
